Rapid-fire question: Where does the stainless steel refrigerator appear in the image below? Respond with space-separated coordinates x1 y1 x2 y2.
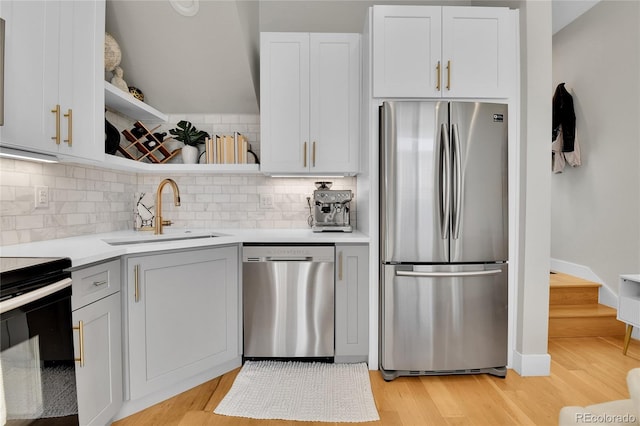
379 101 508 381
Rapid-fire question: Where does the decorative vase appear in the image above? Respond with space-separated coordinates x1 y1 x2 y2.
181 145 199 164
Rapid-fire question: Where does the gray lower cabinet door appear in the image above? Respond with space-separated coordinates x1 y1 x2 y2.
73 292 123 426
126 246 240 400
334 244 369 363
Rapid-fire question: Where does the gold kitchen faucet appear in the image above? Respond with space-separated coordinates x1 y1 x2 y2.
155 178 181 234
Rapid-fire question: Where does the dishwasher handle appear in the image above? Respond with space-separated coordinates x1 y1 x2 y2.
264 256 314 262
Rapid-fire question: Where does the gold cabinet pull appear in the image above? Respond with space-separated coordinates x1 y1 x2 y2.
64 109 72 146
51 104 61 144
134 264 140 302
446 60 451 91
312 141 316 167
338 251 343 281
303 142 307 168
436 61 441 91
73 321 85 367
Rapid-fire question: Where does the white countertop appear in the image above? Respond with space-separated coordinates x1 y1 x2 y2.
0 228 370 268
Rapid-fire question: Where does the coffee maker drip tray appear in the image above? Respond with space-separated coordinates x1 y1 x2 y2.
312 224 353 233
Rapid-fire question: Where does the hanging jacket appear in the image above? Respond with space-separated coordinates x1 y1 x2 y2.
552 83 576 152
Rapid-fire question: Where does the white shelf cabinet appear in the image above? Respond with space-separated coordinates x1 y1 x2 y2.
0 0 104 161
618 274 640 355
335 244 369 363
260 32 360 175
102 154 261 174
124 245 240 402
372 5 515 99
71 259 123 426
105 81 168 123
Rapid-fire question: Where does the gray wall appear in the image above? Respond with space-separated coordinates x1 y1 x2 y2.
551 0 640 292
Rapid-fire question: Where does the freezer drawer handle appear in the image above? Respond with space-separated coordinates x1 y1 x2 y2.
396 270 501 278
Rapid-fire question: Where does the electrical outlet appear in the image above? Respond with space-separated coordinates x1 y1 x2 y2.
35 186 49 209
259 193 274 209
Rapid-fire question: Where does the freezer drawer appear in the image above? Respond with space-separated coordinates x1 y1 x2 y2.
380 263 508 379
243 245 335 359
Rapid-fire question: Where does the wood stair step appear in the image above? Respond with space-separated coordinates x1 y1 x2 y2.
548 303 626 338
549 272 601 305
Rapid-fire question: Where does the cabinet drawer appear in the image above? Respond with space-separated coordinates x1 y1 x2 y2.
72 259 121 310
618 296 640 326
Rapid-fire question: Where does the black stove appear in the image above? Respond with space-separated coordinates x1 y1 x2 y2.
0 257 72 301
1 256 78 424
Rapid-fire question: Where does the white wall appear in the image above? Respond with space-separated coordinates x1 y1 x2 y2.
551 0 640 293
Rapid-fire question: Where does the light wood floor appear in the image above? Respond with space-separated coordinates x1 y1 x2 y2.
113 336 640 426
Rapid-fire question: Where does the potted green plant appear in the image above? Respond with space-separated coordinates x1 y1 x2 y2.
169 120 209 164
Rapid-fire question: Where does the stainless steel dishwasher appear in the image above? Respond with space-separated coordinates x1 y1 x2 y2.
242 244 335 360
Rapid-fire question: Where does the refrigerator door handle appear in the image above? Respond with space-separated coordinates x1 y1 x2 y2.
396 270 501 278
440 123 451 239
452 123 462 239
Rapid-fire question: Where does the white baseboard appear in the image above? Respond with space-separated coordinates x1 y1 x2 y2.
511 350 551 376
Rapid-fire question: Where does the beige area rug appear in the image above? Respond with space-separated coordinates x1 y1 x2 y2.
213 360 380 423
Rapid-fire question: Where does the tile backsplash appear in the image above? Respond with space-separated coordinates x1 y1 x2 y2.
0 112 357 246
0 158 137 245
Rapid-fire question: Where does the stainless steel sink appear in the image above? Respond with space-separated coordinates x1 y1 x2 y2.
102 232 226 246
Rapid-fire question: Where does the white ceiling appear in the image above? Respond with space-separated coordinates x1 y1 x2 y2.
105 0 601 115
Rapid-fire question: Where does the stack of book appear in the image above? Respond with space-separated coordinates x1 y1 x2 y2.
204 132 249 164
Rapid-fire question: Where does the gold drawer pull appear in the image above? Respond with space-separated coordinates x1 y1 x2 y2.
436 61 441 91
134 264 140 302
312 141 316 167
303 142 308 168
73 321 85 367
64 109 72 146
51 104 61 145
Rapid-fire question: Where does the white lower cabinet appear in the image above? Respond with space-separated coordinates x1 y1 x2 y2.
335 244 369 363
124 245 240 402
71 259 123 426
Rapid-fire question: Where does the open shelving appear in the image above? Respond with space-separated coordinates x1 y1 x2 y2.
104 81 168 122
103 81 261 174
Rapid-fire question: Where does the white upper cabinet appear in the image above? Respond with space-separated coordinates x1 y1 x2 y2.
260 32 360 175
0 1 104 161
373 6 442 98
441 7 513 98
372 5 514 99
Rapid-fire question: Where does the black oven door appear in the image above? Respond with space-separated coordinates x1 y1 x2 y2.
1 283 79 425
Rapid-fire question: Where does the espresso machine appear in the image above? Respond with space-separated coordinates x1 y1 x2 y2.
311 182 353 232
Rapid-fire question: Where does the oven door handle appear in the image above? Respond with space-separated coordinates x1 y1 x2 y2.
0 277 72 314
